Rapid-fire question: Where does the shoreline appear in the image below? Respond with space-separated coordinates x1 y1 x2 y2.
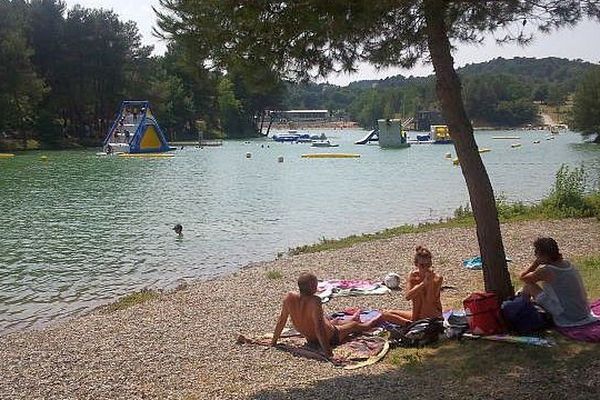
2 124 570 152
1 218 598 399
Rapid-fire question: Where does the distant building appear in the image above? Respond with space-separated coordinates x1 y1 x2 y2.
278 109 330 122
415 110 444 131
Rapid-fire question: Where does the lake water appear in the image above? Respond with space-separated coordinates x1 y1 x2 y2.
0 129 598 333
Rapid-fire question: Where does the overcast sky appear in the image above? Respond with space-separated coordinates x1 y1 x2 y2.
64 0 600 86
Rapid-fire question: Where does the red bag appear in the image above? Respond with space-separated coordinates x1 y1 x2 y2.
463 292 506 335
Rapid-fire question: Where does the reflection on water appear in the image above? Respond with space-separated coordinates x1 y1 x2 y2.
0 129 598 333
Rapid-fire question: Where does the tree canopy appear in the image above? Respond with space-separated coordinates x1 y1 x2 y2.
571 66 600 143
0 0 289 149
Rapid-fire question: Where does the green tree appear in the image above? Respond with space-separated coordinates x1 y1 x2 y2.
156 0 600 299
227 61 287 134
0 0 46 143
161 43 220 137
217 77 255 138
572 67 600 143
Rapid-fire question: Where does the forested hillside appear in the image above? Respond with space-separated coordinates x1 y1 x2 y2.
0 0 597 150
287 57 597 128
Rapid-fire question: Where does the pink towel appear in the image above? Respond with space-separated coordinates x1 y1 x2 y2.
555 299 600 342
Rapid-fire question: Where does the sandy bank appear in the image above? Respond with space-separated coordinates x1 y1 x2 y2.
0 218 598 399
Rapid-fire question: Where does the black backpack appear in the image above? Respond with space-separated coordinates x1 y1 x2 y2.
388 318 445 348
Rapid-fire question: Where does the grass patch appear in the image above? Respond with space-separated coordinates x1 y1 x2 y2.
288 217 474 255
266 270 283 280
101 288 160 313
389 334 596 378
289 164 599 256
575 254 600 298
386 332 598 384
387 252 600 382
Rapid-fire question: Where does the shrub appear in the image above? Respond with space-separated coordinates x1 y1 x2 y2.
453 204 472 219
540 164 593 218
266 270 283 279
102 288 159 312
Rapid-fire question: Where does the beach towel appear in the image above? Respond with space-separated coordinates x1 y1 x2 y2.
236 328 389 370
555 299 600 342
463 256 483 270
329 308 382 324
463 256 512 270
317 279 391 303
462 333 554 347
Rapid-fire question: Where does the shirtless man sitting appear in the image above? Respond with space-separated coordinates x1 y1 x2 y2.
271 272 379 358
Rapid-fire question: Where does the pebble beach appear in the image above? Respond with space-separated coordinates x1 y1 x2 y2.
1 218 599 399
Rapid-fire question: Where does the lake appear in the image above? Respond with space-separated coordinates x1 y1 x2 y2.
0 129 598 333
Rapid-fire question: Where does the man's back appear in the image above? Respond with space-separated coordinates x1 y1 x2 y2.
284 292 329 342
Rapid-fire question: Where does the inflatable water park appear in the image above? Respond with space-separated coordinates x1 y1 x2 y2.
355 122 452 146
102 100 172 155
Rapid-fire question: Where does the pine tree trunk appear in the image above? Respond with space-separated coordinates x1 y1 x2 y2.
424 0 514 300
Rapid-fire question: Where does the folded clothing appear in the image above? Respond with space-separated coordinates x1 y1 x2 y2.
463 256 512 270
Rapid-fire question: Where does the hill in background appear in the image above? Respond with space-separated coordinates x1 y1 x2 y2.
286 57 597 128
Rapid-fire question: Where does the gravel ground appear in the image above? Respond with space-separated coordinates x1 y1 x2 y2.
1 218 598 400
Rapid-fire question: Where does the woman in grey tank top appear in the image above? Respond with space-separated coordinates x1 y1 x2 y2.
520 237 597 327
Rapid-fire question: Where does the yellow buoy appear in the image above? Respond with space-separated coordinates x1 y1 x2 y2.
40 155 48 161
0 153 15 158
301 153 360 158
452 158 459 165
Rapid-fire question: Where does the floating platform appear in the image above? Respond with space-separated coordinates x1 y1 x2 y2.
199 140 223 147
478 148 491 153
117 153 175 158
0 153 15 158
301 153 360 159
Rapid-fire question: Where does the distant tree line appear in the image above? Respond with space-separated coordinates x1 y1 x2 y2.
1 0 598 149
286 57 597 129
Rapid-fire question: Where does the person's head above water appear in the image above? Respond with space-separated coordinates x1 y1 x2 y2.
173 224 183 235
297 272 318 296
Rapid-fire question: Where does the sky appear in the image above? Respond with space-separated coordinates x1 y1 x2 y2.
64 0 600 86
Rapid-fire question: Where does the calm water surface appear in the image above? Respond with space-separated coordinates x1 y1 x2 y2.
0 129 598 332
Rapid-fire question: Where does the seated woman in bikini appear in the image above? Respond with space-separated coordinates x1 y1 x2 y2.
381 245 443 325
